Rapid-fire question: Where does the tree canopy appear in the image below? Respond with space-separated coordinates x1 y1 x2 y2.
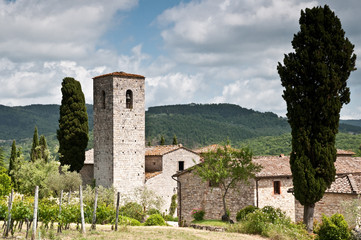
57 77 89 172
277 5 356 231
194 145 261 221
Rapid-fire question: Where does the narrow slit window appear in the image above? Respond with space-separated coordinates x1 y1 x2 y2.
126 90 133 109
102 90 106 109
274 181 281 195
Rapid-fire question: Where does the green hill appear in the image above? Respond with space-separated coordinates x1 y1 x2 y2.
0 103 360 163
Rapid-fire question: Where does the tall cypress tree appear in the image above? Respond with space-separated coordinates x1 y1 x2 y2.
160 135 165 145
30 126 40 162
57 77 89 172
39 135 49 163
8 140 20 189
172 134 178 145
277 5 356 231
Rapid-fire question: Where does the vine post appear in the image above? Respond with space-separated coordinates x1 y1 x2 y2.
79 185 86 234
31 186 39 240
91 187 98 230
4 189 14 237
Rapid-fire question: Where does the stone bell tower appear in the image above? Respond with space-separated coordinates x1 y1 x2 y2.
93 72 145 196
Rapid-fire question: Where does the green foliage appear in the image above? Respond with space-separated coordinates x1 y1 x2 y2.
38 199 58 227
120 202 145 222
160 135 165 145
169 194 177 216
228 206 313 239
0 173 12 197
133 186 164 214
115 215 141 226
0 147 5 169
46 165 82 196
11 199 33 221
83 185 115 207
39 135 49 163
277 5 356 228
194 145 262 217
191 208 205 221
341 197 361 229
8 140 22 190
144 214 167 226
30 126 40 162
315 214 351 240
0 199 6 221
147 208 160 215
172 134 178 145
57 77 89 172
236 205 258 222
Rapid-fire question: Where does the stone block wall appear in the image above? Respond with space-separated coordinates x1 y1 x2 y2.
93 74 145 197
295 193 358 222
178 170 255 224
79 164 94 186
93 76 114 187
257 177 295 221
146 148 200 214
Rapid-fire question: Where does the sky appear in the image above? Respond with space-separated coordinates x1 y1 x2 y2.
0 0 360 119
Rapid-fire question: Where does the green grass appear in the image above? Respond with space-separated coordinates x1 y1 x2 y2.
191 219 230 227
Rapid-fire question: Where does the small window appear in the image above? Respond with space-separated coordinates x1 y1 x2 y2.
101 90 106 109
274 181 281 195
178 161 184 171
126 90 133 109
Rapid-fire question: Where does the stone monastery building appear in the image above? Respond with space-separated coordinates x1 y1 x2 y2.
80 71 201 212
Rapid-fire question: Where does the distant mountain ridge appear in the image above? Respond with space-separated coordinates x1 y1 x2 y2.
0 103 360 149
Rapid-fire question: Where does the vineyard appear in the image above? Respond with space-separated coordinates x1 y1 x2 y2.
1 185 172 239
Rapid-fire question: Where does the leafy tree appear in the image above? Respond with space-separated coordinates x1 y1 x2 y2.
160 135 165 145
30 126 40 162
194 145 261 221
172 134 178 145
0 173 12 197
57 77 89 172
134 186 164 214
277 5 356 231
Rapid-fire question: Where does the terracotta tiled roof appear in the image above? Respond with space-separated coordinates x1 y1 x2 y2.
145 144 193 156
145 171 162 180
326 174 359 194
335 157 361 174
93 71 145 79
84 149 94 164
193 144 232 154
254 155 291 177
337 149 356 156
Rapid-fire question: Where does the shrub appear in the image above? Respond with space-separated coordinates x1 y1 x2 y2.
315 214 351 240
236 205 258 222
163 214 178 222
144 214 167 226
147 208 160 215
120 202 145 222
191 208 205 221
169 194 177 216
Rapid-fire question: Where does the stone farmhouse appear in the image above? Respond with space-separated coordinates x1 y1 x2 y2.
80 71 201 213
173 146 361 224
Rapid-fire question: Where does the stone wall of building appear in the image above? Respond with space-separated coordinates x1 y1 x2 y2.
257 177 295 221
145 156 162 172
93 76 114 187
94 73 145 197
177 170 255 224
146 148 200 214
295 193 358 222
79 164 94 186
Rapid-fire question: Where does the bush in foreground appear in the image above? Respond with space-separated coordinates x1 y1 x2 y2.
228 206 312 240
315 214 351 240
236 205 258 222
144 214 167 226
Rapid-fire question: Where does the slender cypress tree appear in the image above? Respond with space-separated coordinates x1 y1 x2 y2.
172 134 178 145
160 135 165 145
8 140 20 189
30 126 40 162
57 77 89 172
277 5 356 231
0 147 5 169
39 135 49 163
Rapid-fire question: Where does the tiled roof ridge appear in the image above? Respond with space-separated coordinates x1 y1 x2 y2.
93 71 145 79
347 174 359 194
